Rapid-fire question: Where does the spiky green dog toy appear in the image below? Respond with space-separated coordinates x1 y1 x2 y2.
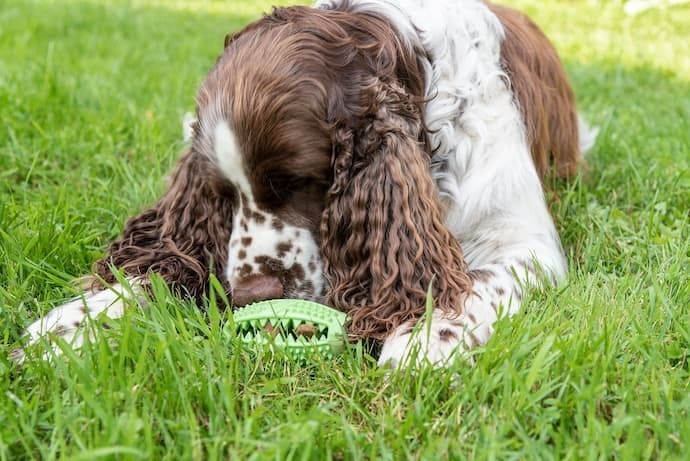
230 299 348 360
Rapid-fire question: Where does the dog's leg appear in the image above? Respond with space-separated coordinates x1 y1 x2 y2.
377 245 562 369
10 282 141 364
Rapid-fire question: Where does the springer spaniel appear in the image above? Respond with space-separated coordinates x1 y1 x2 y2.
12 0 597 367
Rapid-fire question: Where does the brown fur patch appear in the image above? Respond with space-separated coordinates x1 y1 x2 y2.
276 242 292 257
439 328 459 342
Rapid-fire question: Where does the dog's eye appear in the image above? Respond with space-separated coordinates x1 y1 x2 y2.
263 176 309 203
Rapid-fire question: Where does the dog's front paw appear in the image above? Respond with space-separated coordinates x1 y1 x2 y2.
10 285 130 364
10 300 90 364
377 309 483 369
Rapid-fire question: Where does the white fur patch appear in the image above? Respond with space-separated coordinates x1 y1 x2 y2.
578 115 599 155
213 120 253 200
378 309 476 368
182 112 196 142
11 282 139 364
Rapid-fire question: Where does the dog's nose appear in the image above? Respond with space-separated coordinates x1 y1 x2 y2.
232 275 284 306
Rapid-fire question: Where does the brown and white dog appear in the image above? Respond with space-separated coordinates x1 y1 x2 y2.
13 0 597 367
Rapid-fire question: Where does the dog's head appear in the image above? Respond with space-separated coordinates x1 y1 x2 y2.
187 6 470 338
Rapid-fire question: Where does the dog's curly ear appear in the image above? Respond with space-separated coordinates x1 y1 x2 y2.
93 149 234 303
321 82 472 340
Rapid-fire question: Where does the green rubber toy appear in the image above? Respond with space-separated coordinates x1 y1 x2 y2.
229 299 348 360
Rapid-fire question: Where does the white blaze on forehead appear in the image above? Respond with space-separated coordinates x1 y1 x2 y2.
213 120 254 200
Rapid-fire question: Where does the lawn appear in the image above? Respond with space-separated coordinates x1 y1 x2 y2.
1 0 689 458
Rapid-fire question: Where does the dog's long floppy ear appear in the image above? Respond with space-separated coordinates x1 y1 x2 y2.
93 148 235 303
321 82 473 340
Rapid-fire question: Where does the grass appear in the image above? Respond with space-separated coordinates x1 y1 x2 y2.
1 0 688 458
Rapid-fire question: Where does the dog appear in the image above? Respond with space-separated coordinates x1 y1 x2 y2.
12 0 597 368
